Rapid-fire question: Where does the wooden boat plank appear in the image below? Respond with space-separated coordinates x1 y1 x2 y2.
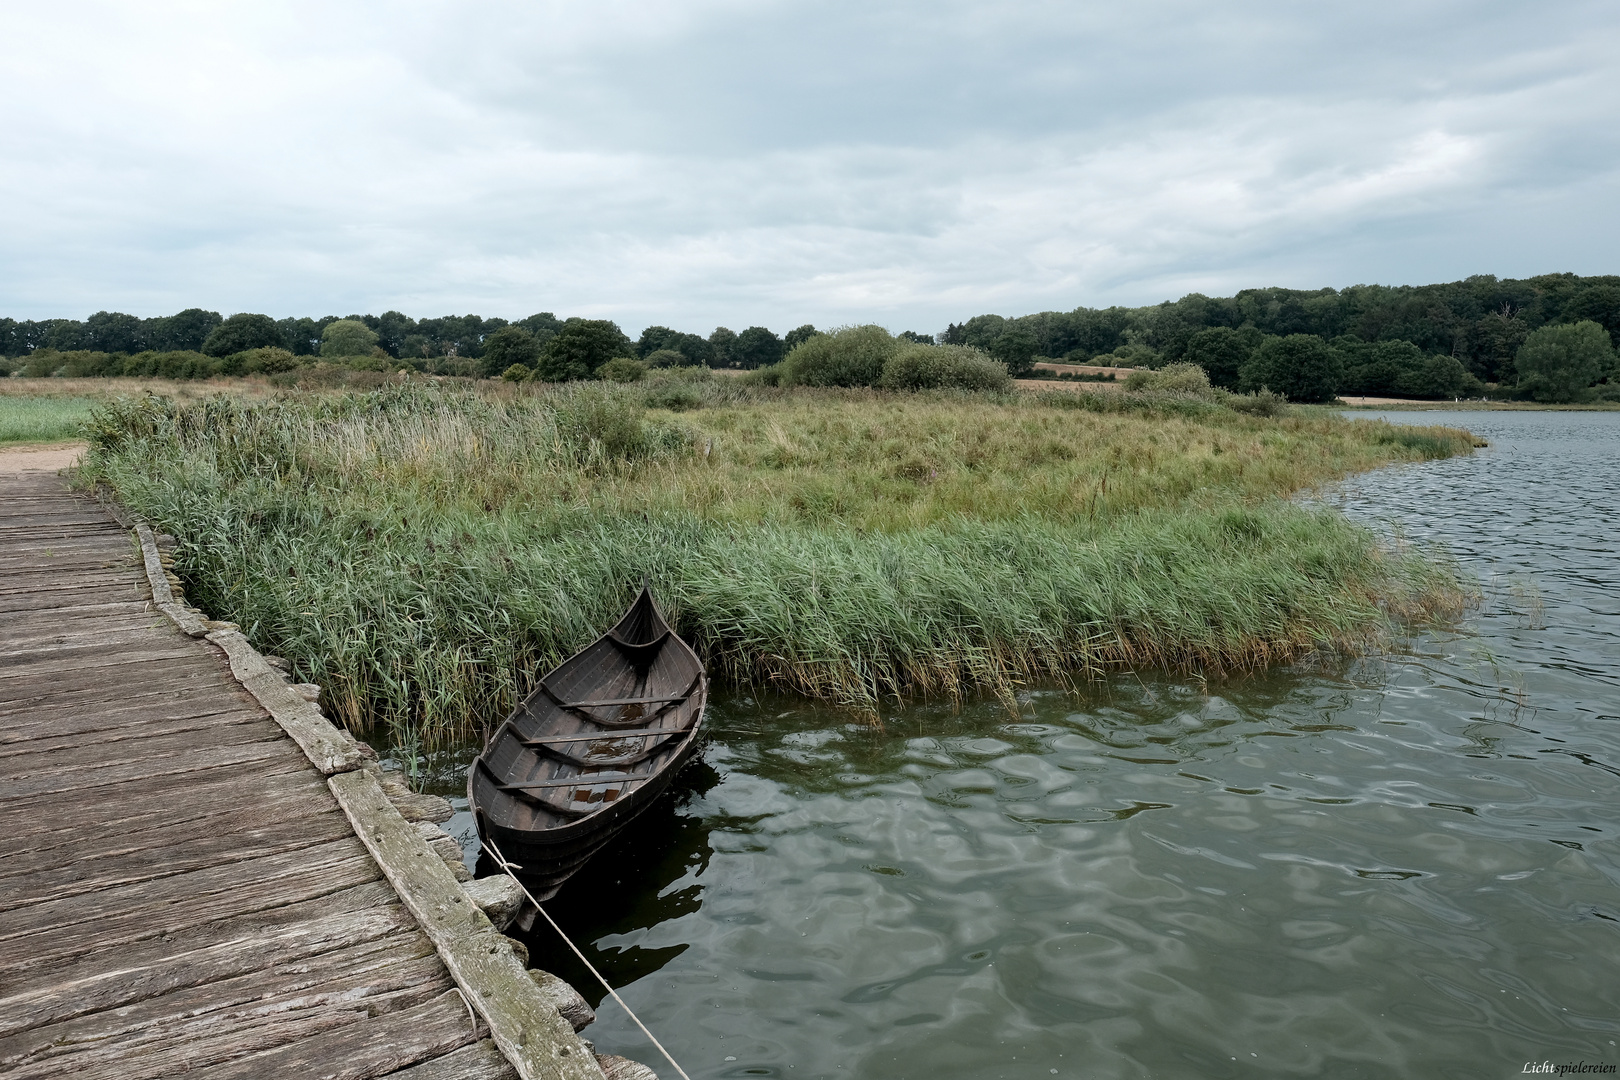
521 725 684 744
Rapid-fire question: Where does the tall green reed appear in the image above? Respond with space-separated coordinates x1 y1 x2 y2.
78 382 1473 739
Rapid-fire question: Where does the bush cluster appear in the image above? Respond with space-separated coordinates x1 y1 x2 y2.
880 343 1012 391
774 326 1011 393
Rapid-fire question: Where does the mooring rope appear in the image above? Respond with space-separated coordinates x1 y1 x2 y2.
483 838 694 1080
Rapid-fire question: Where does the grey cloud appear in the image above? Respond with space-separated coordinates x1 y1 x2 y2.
0 0 1616 332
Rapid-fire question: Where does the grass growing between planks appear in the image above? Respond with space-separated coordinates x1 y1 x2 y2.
76 379 1477 741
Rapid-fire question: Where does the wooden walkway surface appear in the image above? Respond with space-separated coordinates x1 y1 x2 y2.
0 469 519 1079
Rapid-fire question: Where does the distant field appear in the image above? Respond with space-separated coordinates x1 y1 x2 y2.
0 376 280 446
0 395 97 445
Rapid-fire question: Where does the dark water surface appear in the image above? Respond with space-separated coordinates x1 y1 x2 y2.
412 410 1619 1079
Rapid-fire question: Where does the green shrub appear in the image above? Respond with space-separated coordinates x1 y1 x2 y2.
778 325 897 388
641 366 715 410
643 349 688 368
1226 389 1287 417
236 347 303 375
880 344 1011 392
501 363 534 383
1109 343 1161 368
741 363 783 387
549 383 689 465
1123 362 1212 395
598 356 648 383
321 319 381 359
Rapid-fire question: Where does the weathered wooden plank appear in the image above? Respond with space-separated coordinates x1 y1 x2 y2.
3 802 354 909
0 843 383 971
0 588 148 616
0 948 455 1080
0 641 203 679
0 631 199 671
200 990 483 1080
0 879 401 1002
0 753 317 843
329 769 604 1080
2 763 329 865
0 609 168 644
202 627 362 775
0 736 295 800
0 542 133 564
382 1039 521 1080
0 661 231 705
0 902 415 1037
0 667 244 718
0 548 133 571
0 518 117 534
0 701 256 754
0 716 287 783
0 931 443 1048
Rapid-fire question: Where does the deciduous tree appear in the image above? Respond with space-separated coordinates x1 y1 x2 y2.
202 313 284 357
1514 321 1614 402
1239 334 1343 402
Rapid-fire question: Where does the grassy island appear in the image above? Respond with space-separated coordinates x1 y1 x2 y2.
75 376 1475 740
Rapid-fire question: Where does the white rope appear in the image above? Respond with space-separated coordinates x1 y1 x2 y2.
483 838 694 1080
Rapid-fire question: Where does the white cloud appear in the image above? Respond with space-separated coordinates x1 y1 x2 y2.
1 0 1616 331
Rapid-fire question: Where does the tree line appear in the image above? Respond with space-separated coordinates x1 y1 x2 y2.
942 272 1620 402
0 307 822 380
3 271 1616 402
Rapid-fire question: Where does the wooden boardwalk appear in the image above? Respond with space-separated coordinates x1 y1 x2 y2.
0 468 523 1079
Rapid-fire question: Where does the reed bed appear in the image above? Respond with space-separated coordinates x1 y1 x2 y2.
77 380 1475 740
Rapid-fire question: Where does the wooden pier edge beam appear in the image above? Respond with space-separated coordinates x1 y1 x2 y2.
127 520 610 1080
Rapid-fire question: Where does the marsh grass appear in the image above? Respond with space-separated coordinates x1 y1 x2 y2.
78 380 1476 740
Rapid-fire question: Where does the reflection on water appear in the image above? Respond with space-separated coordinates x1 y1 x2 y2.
409 411 1620 1079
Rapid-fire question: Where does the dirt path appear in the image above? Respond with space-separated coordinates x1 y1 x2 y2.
0 441 86 475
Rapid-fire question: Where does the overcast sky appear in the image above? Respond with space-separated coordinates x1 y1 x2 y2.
2 0 1616 335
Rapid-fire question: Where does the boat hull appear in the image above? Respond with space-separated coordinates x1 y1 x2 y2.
467 586 706 908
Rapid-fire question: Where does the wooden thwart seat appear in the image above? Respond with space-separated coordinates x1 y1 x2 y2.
496 771 647 792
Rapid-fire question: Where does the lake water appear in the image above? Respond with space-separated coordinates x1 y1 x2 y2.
419 410 1620 1079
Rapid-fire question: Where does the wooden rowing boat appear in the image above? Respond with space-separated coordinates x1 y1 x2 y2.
468 584 707 907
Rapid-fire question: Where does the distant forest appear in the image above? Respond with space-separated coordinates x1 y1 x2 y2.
3 272 1617 401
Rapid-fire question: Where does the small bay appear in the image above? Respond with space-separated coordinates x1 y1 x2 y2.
414 409 1620 1079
